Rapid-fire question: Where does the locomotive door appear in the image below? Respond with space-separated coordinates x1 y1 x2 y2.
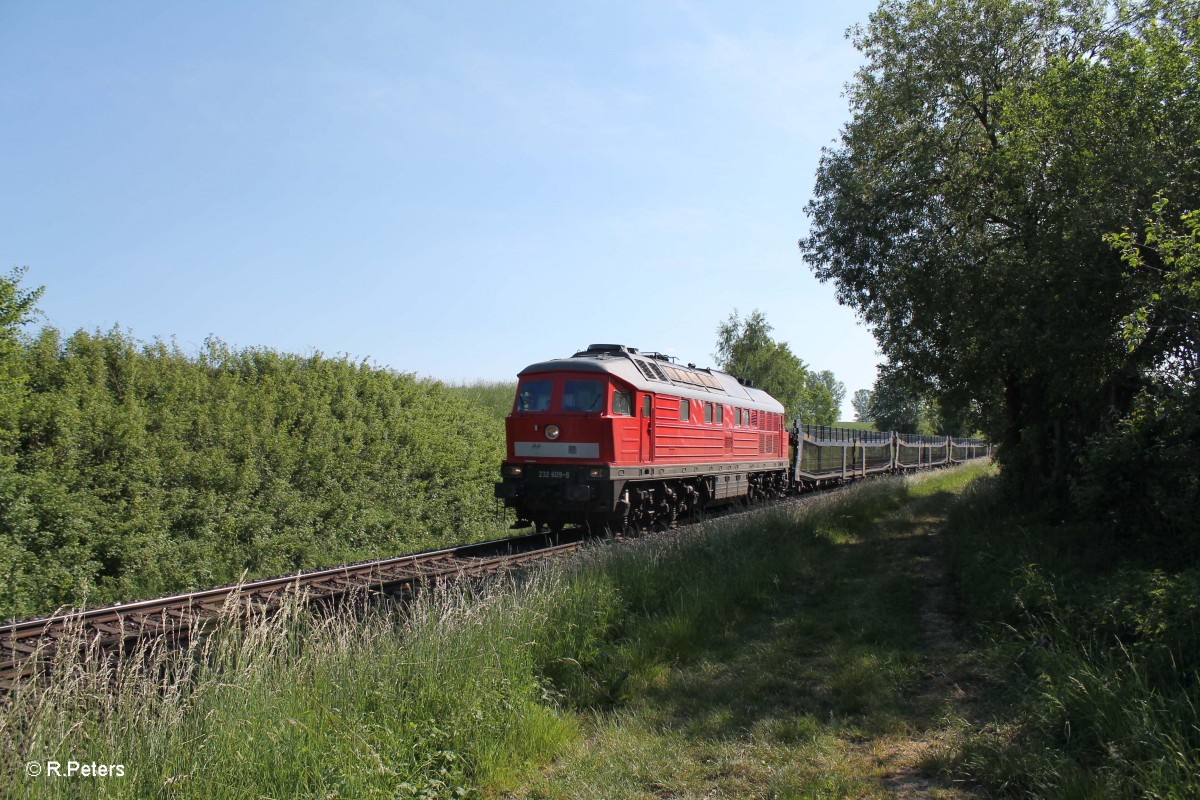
640 394 653 462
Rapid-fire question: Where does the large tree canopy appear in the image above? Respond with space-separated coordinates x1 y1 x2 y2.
801 0 1200 499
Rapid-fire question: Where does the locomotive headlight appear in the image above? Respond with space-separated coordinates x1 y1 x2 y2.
506 465 523 477
588 467 604 478
545 425 560 440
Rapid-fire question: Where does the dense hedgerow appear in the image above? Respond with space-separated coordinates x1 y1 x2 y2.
0 326 508 620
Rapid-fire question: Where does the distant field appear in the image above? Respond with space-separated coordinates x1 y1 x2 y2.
448 380 516 423
834 420 876 431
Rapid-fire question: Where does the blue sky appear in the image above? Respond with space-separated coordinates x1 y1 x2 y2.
1 1 881 418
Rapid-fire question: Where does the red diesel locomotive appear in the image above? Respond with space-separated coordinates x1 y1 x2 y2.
494 344 790 532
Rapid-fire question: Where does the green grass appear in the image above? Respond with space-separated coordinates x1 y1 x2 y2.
10 461 1189 798
3 464 995 799
509 464 991 799
3 581 588 799
834 420 878 431
941 476 1200 798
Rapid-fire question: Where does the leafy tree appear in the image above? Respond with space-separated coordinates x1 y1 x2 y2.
0 267 43 446
800 0 1200 502
868 367 982 435
851 389 873 422
1107 196 1200 384
1076 199 1200 543
714 309 807 421
930 391 983 437
867 367 929 434
714 309 842 425
805 370 846 425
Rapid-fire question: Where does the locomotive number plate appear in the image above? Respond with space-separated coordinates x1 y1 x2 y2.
537 469 571 480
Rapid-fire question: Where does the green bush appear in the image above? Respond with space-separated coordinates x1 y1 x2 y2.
0 327 508 619
945 476 1200 797
1074 383 1200 557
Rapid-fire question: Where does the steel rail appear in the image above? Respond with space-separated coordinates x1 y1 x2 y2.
0 529 587 690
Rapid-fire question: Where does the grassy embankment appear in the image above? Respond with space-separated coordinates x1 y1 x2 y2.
6 460 1193 798
943 476 1200 797
5 463 988 799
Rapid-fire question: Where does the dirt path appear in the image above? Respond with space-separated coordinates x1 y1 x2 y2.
870 513 979 799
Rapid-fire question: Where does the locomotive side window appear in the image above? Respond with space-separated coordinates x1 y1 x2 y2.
716 405 724 424
612 390 633 416
679 398 690 421
563 380 605 412
516 380 552 412
642 395 651 417
704 402 713 424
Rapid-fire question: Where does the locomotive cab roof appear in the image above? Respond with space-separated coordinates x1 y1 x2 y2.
517 344 784 414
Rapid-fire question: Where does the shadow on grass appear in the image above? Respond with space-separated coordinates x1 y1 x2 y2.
635 505 962 745
509 467 994 800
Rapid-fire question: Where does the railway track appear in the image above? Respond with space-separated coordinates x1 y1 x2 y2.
0 528 589 691
1 453 987 691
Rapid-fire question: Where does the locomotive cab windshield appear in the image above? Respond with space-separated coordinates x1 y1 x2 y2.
562 380 604 412
516 380 552 412
515 377 613 414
